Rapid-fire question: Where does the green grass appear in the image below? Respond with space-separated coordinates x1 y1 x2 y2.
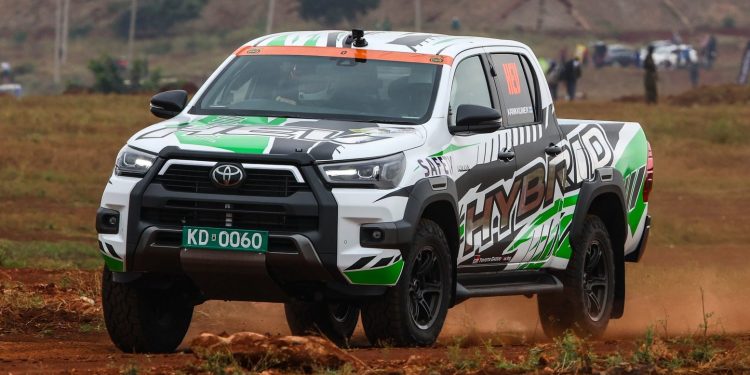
0 240 101 270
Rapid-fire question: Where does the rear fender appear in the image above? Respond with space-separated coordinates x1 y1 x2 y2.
570 168 628 319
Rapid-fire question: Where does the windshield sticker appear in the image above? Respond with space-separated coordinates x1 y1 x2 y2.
235 46 453 66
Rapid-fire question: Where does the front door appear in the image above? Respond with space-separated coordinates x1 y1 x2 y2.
446 54 519 272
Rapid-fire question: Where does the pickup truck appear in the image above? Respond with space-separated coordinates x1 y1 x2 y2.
96 30 653 352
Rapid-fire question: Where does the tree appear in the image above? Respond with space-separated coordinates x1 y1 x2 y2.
297 0 380 27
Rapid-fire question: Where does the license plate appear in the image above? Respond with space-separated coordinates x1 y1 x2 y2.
181 226 268 252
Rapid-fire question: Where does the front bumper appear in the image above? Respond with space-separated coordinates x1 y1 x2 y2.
97 147 396 302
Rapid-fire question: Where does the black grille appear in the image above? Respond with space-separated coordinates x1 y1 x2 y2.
141 200 318 233
154 164 308 197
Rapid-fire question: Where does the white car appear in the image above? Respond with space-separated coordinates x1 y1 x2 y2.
641 42 698 68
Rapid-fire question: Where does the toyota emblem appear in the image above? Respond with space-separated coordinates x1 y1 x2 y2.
210 164 245 187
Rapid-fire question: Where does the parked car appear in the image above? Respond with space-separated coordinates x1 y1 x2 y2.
641 42 698 68
96 30 653 352
604 44 636 67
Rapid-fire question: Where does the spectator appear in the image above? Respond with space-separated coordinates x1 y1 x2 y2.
546 60 563 101
1 62 12 83
738 41 750 85
644 46 658 104
688 57 700 88
563 56 582 101
451 16 461 31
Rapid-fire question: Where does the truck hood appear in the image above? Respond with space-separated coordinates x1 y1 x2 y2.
128 115 427 161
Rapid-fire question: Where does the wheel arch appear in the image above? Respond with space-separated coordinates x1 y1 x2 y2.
402 178 460 306
570 168 628 319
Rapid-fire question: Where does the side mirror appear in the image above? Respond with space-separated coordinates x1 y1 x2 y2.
451 104 502 134
150 90 188 119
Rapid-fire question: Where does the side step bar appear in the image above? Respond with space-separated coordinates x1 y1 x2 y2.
454 271 563 304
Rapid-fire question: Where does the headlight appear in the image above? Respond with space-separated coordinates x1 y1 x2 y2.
319 153 405 189
114 146 156 177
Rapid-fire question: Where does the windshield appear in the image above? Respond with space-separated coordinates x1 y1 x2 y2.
192 55 441 124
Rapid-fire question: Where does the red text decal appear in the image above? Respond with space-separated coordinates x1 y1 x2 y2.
502 63 521 95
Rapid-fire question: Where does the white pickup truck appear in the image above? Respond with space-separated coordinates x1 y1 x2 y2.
96 30 652 352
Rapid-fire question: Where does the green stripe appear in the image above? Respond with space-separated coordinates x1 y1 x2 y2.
267 35 287 46
344 260 404 285
615 130 649 234
102 254 124 272
430 143 476 157
176 132 270 154
508 201 560 253
303 34 320 46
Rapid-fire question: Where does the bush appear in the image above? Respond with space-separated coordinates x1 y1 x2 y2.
114 0 207 39
722 16 735 29
297 0 380 27
88 55 126 94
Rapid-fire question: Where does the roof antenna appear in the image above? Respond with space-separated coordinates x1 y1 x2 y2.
346 29 368 47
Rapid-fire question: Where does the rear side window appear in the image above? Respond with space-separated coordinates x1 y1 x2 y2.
490 54 537 126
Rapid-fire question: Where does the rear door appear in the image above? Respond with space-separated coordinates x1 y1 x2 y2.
486 51 565 269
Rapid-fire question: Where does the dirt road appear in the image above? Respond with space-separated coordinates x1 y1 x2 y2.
2 240 750 374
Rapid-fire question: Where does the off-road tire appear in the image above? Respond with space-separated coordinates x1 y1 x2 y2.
361 219 452 347
284 301 359 347
538 215 615 339
102 267 194 353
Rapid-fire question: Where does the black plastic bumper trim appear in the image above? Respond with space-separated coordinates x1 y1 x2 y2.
625 215 650 262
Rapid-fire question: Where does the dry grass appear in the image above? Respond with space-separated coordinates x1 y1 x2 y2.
0 270 102 335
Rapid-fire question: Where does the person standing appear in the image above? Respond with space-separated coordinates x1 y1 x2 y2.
738 41 750 85
1 62 12 84
546 60 563 101
644 46 658 104
688 56 700 88
563 56 582 101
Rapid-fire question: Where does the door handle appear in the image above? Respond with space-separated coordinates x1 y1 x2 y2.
545 144 562 156
497 149 515 162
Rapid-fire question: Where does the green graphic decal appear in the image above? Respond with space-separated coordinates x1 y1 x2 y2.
267 35 288 46
102 254 124 272
174 116 289 154
304 34 321 46
615 130 648 234
430 143 476 157
344 260 404 285
176 132 270 154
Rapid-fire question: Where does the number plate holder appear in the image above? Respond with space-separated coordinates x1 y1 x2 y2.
181 226 268 253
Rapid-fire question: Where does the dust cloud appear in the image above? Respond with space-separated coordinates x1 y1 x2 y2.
183 244 750 346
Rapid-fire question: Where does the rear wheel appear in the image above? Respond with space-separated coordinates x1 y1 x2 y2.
284 301 359 347
102 267 194 353
538 215 615 338
361 219 452 347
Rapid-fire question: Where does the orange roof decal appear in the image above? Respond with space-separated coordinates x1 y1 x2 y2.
234 46 453 66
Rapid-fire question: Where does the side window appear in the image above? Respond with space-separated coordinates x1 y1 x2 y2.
448 56 492 125
491 54 537 126
519 56 537 110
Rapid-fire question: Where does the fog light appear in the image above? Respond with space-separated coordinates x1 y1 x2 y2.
96 208 120 234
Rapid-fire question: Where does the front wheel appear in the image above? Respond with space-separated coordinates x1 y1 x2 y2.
538 215 615 338
284 301 359 347
361 219 452 347
102 267 194 353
